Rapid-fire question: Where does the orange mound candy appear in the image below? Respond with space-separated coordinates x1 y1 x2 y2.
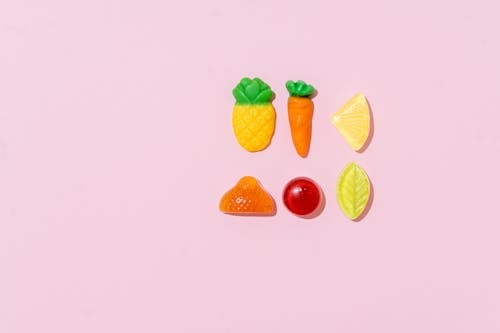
219 176 276 216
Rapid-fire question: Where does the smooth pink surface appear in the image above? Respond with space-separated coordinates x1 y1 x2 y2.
1 0 499 332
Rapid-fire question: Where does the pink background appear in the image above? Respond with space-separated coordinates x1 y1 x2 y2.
1 0 499 332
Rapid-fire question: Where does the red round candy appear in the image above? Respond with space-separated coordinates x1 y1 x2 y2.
283 177 321 216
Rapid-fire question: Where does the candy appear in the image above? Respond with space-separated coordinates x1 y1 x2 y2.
286 80 316 158
336 162 371 220
283 177 322 217
331 93 371 151
232 77 276 152
219 176 276 215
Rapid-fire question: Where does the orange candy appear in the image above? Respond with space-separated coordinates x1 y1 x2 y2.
219 176 276 216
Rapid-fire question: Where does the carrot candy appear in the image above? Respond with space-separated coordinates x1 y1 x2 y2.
285 80 316 157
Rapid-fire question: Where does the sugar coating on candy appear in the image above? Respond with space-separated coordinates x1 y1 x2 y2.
331 93 371 151
232 78 276 152
219 176 275 215
283 177 321 217
336 162 370 220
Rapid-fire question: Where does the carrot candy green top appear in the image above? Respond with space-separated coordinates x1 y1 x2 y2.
286 80 316 97
232 77 274 105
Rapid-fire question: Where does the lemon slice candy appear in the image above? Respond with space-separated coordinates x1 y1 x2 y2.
331 93 371 151
336 162 371 220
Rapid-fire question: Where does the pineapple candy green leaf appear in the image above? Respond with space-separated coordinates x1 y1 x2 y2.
232 77 274 104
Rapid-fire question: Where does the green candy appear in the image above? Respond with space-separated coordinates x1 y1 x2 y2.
336 162 371 220
232 77 274 105
285 80 315 97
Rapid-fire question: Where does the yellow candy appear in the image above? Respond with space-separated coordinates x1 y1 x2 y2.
331 93 371 151
232 77 276 152
336 162 371 220
232 104 276 152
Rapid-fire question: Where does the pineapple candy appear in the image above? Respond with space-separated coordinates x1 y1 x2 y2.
232 77 276 152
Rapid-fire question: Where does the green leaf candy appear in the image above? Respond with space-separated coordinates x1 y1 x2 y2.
336 162 371 220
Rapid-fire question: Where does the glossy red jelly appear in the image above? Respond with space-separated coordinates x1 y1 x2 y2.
283 177 321 216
